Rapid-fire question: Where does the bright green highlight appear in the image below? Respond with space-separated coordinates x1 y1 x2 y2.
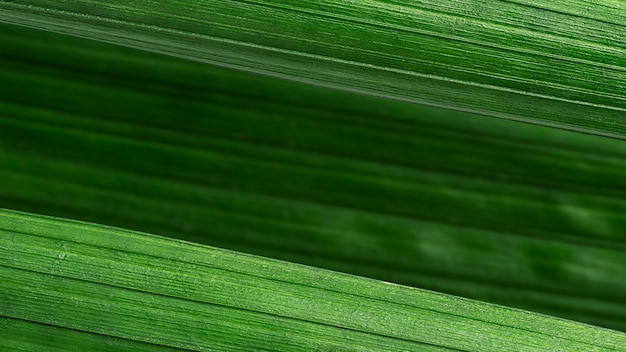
2 210 626 351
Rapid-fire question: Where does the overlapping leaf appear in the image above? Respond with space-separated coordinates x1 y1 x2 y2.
2 210 626 351
1 0 625 136
2 24 626 334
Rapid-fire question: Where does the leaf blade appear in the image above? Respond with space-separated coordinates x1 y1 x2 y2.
1 0 625 136
2 23 626 332
2 209 626 351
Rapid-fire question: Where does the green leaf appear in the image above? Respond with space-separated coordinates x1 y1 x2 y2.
0 0 625 137
2 209 626 351
0 317 184 352
2 23 626 333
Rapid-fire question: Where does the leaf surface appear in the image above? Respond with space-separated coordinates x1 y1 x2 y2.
2 210 626 351
2 23 626 332
1 0 625 136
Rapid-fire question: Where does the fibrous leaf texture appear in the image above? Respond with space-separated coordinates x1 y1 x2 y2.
1 210 626 351
0 0 625 137
2 23 626 333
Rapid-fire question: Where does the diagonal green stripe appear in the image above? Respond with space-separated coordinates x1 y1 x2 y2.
1 210 626 351
0 0 625 136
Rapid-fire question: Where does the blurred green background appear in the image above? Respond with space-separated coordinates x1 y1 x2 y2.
1 22 626 331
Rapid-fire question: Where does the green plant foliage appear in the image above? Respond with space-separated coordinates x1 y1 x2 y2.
2 23 626 334
0 317 185 352
0 0 625 137
2 210 626 351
